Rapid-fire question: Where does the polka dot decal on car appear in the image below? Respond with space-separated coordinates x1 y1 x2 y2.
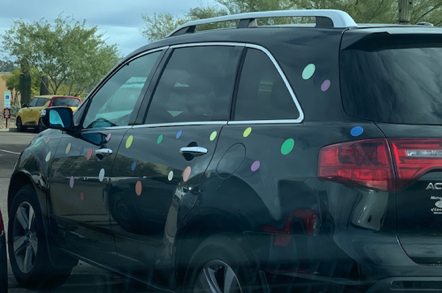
251 161 261 172
157 134 163 144
106 133 111 141
33 140 43 148
131 161 136 171
126 135 133 148
66 143 72 154
302 64 316 80
86 148 93 160
176 130 183 139
45 151 51 162
135 181 142 196
210 131 217 141
69 176 74 188
168 171 173 181
45 137 51 143
183 166 191 182
99 168 105 182
80 192 84 201
281 138 295 155
243 127 252 138
79 146 84 155
351 126 364 137
321 80 331 92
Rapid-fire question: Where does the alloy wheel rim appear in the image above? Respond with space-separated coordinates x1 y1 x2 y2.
194 260 242 293
12 201 38 273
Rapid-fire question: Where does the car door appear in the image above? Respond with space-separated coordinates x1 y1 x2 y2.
108 44 242 280
48 49 165 266
20 97 39 125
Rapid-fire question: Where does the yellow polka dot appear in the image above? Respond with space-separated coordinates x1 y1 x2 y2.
210 131 217 141
126 135 134 148
66 143 72 154
243 127 252 138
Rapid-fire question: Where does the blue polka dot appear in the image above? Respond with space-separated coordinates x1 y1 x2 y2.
131 161 136 171
79 147 84 155
351 126 364 137
176 130 183 139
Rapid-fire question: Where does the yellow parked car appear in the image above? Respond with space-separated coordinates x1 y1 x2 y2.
16 95 81 132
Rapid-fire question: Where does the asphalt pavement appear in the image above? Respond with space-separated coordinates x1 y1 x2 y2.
0 130 155 292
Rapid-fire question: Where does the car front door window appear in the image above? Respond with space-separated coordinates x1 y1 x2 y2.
82 51 162 129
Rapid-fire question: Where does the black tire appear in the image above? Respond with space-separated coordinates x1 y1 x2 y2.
16 117 25 132
8 185 72 290
183 235 262 293
37 119 46 133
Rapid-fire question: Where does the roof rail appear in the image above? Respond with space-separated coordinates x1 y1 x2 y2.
167 9 357 37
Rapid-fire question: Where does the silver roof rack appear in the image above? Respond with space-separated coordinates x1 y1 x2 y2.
167 9 357 37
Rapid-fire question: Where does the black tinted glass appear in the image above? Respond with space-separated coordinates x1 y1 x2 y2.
146 46 239 124
341 35 442 124
53 98 80 107
234 48 299 121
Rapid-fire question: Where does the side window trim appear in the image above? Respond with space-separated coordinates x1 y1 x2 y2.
77 46 169 130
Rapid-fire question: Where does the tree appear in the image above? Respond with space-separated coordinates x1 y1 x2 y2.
2 16 120 97
0 60 14 72
141 0 442 41
2 67 41 105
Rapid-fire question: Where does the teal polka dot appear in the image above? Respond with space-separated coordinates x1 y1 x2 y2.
281 139 295 155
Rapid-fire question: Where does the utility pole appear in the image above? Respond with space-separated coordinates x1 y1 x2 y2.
398 0 413 24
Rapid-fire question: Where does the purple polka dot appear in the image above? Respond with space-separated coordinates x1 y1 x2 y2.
176 130 183 139
79 146 84 155
69 176 74 188
321 80 331 92
131 161 136 171
251 161 261 172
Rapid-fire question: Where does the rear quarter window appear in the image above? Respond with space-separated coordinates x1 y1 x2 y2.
340 34 442 125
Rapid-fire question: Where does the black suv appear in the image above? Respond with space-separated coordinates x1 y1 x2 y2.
8 9 442 292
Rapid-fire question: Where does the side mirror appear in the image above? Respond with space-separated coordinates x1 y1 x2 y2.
41 107 74 130
21 103 28 108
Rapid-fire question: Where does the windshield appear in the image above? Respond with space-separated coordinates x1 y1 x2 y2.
52 98 80 107
341 34 442 124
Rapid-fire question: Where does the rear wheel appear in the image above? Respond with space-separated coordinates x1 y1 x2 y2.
183 235 262 293
8 185 73 290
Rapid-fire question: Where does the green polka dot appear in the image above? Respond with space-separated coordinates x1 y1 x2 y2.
210 131 217 141
33 140 43 148
126 135 134 148
302 64 316 80
157 134 163 144
243 127 252 138
281 138 295 155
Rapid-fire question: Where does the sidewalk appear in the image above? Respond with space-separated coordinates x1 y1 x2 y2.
0 117 16 132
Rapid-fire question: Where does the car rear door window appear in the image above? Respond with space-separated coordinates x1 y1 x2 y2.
234 48 299 121
82 51 162 128
145 46 239 124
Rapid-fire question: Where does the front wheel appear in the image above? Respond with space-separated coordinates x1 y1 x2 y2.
183 235 262 293
8 185 73 290
16 117 25 132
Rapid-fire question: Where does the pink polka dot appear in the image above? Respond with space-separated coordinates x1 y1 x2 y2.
87 148 93 160
182 166 192 182
106 133 111 141
135 181 142 196
80 192 84 201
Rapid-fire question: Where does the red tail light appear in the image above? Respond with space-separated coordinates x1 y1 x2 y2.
318 139 442 192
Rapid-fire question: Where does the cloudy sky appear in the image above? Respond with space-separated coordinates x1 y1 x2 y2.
0 0 216 58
